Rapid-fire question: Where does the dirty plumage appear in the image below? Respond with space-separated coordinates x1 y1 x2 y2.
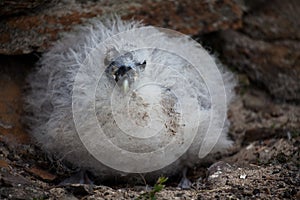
24 17 235 182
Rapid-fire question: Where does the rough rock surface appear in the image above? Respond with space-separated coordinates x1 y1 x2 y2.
242 0 300 41
0 0 242 55
215 0 300 101
219 30 300 101
0 0 53 17
0 55 34 144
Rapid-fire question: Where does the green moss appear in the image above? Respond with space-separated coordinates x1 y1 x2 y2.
136 176 168 200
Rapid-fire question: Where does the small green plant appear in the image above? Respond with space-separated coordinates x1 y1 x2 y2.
290 131 300 138
137 176 168 200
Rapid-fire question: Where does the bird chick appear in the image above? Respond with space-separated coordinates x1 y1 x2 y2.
24 17 235 184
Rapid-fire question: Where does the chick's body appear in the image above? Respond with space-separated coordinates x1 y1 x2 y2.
25 18 235 180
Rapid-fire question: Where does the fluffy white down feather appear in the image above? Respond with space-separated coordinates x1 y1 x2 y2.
24 17 235 180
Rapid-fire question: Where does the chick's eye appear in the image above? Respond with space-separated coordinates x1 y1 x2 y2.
135 60 146 70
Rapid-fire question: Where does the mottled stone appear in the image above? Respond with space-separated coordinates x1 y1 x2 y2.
26 166 57 181
0 0 242 55
243 0 300 41
214 0 300 101
0 0 52 17
219 30 300 101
